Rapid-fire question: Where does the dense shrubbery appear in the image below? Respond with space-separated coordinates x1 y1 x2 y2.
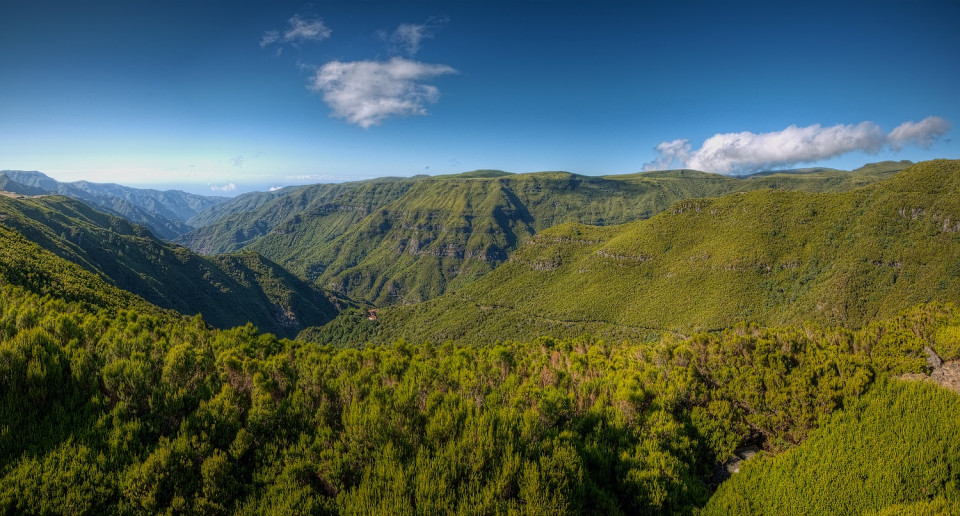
1 281 957 513
703 380 960 515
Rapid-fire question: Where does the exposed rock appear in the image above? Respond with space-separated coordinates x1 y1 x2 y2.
712 445 761 485
901 346 960 395
925 345 943 371
930 362 960 394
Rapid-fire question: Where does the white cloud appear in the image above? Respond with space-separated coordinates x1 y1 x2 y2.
259 30 280 48
261 14 331 50
642 139 692 172
211 183 237 192
381 17 448 57
393 24 427 56
644 117 951 175
888 116 951 150
269 186 283 191
285 14 331 43
309 57 457 128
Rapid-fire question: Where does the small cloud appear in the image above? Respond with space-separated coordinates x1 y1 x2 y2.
285 14 332 43
642 139 691 172
888 116 951 150
211 183 237 192
308 57 456 128
644 117 951 175
269 186 283 191
260 30 280 48
381 17 448 57
230 155 245 168
261 14 331 50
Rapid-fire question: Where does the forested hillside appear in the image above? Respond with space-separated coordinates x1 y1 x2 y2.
1 276 957 514
301 160 960 345
0 194 342 338
180 162 909 306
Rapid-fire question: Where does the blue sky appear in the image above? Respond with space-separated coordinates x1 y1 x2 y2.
1 0 957 194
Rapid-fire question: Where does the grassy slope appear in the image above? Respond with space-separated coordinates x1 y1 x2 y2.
701 379 960 515
302 160 960 345
182 163 908 306
0 195 342 337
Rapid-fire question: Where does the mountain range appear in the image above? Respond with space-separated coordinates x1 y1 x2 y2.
0 170 227 239
177 160 912 306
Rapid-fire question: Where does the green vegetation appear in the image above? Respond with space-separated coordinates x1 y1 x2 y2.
0 195 342 337
181 162 909 306
1 159 956 513
306 160 960 345
1 274 957 513
0 224 158 313
703 379 960 515
178 179 417 254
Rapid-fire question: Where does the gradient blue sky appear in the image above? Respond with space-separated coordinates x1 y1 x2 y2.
1 0 957 194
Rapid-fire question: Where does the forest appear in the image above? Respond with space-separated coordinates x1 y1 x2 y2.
1 279 958 514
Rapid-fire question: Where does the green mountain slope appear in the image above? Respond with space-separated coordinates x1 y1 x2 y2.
0 195 342 337
302 160 960 345
0 170 227 239
0 224 161 313
181 163 909 306
178 179 416 255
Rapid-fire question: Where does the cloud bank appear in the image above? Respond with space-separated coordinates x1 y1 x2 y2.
644 116 951 175
309 57 456 128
